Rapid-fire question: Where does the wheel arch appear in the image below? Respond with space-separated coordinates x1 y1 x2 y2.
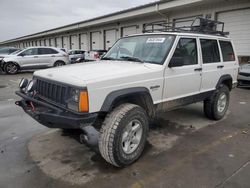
216 74 233 91
3 61 20 71
54 60 66 66
100 87 155 118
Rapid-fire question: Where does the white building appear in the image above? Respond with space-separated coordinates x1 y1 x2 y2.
1 0 250 62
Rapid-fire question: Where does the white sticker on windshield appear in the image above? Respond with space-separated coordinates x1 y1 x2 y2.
146 38 166 43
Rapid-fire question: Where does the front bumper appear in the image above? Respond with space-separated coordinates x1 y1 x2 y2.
15 91 98 129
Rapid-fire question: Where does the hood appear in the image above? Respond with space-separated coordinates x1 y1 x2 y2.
240 63 250 73
34 60 158 87
1 54 17 59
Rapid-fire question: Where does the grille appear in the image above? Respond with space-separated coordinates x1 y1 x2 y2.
36 78 68 106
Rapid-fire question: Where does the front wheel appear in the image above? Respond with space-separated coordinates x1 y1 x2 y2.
99 103 148 167
5 62 19 74
204 85 230 120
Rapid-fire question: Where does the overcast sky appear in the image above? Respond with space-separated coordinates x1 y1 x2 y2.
0 0 157 42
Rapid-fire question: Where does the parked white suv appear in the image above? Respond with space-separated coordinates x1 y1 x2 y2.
15 18 238 167
0 47 69 74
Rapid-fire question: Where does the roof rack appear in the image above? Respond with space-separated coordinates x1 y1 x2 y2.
143 17 229 36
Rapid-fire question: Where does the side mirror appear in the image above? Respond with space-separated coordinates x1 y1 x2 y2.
18 54 25 57
168 57 184 68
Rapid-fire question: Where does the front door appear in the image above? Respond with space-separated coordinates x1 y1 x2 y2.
18 48 40 68
163 37 202 101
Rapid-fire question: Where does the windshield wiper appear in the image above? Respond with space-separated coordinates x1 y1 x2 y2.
120 56 144 63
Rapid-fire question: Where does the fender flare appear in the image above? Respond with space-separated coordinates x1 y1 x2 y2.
100 87 154 114
216 74 233 89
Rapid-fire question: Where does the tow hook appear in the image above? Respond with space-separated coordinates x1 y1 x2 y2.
80 125 99 149
15 101 21 106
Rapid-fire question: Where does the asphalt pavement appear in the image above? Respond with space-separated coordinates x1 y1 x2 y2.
0 71 250 188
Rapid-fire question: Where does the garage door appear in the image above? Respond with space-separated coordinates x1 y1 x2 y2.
80 33 88 51
63 36 70 50
56 37 62 48
217 9 250 56
50 38 55 47
122 26 137 37
173 15 202 29
105 29 118 50
40 40 44 46
70 35 79 49
45 39 49 46
91 32 101 50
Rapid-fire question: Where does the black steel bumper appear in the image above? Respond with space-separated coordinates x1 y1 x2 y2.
15 91 98 129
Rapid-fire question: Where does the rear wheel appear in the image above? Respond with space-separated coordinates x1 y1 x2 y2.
204 85 230 120
5 62 19 74
54 61 65 67
99 103 148 167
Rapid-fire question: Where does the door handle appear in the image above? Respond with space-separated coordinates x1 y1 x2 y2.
217 65 224 69
194 68 202 71
51 55 55 57
33 56 38 58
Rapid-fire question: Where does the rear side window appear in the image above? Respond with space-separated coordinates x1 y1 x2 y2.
200 39 220 63
219 41 235 61
39 48 58 55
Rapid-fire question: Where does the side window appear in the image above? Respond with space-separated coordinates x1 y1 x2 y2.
39 48 58 55
20 48 38 56
219 41 235 61
170 38 197 66
200 39 220 63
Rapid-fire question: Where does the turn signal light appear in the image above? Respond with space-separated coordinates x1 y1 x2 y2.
79 91 89 112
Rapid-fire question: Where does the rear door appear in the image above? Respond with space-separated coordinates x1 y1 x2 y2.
199 38 223 92
164 36 202 101
38 48 59 67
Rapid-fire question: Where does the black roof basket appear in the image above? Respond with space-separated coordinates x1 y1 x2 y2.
143 17 229 36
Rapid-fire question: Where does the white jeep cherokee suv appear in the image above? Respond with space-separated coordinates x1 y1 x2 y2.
0 47 69 74
15 19 238 167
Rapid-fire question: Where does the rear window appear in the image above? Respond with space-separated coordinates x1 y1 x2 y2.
200 39 220 63
219 41 235 61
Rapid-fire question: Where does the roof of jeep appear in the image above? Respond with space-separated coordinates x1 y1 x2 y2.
127 32 230 40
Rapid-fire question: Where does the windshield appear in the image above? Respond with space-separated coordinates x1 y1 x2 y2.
10 49 22 55
103 35 175 64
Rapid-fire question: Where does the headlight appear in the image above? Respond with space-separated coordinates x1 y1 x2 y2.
26 80 36 92
19 78 28 89
71 89 80 102
67 88 88 112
